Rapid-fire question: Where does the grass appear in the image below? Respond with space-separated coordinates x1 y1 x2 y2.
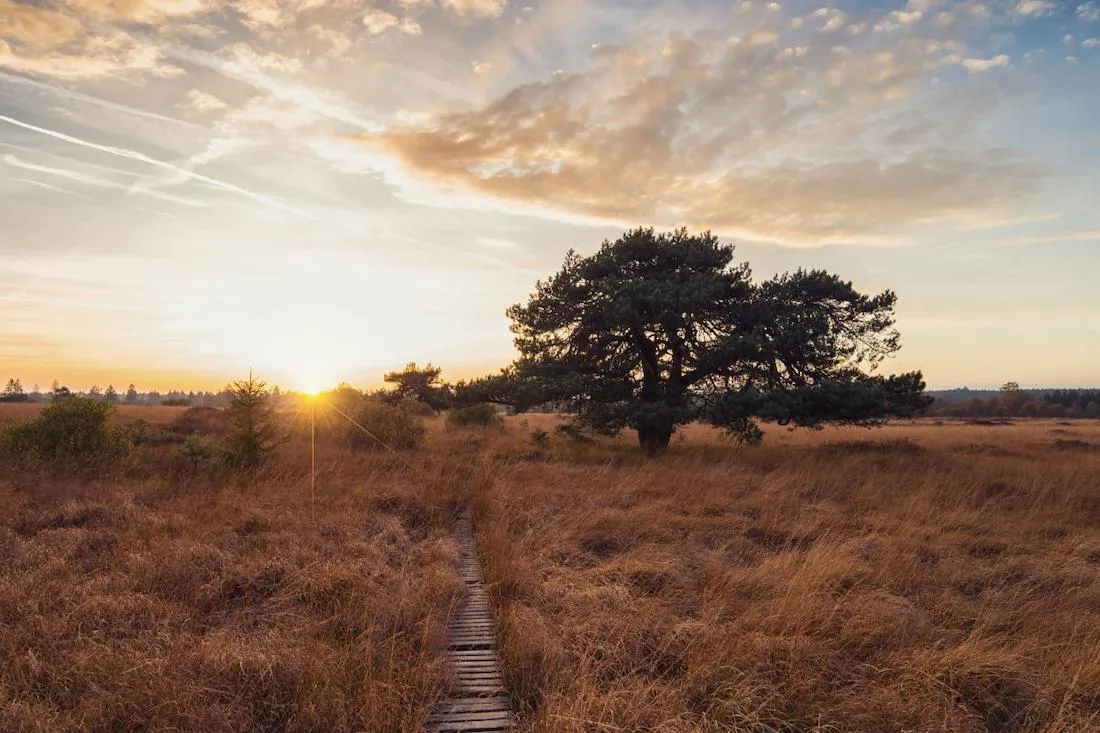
2 405 1099 732
0 405 466 732
472 417 1100 733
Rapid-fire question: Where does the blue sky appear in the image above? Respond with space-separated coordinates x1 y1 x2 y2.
1 0 1098 391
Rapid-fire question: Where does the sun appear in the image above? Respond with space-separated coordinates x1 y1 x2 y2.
299 379 326 397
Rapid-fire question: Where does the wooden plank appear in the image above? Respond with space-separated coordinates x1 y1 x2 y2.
424 510 513 733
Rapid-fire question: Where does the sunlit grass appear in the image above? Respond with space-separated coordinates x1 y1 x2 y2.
1 410 1098 731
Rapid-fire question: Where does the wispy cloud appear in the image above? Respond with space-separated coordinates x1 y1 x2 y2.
960 54 1011 72
14 177 89 197
365 23 1039 243
0 113 310 217
0 70 204 129
3 153 209 207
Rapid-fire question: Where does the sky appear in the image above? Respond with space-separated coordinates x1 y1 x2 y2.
1 0 1098 392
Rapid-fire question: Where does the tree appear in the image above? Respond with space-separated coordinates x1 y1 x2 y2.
998 381 1028 417
225 372 285 468
50 382 71 402
125 384 139 404
105 385 119 404
383 362 452 412
1 378 28 403
463 228 930 455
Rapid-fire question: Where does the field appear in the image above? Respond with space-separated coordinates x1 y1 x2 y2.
2 404 1099 732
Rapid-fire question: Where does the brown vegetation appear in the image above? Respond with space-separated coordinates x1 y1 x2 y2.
2 407 1099 732
472 418 1100 732
0 421 465 732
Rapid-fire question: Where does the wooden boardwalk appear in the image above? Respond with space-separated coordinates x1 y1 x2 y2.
423 510 514 732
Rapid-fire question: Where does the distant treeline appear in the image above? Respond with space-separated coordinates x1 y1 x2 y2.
5 375 1099 420
927 384 1100 418
0 379 296 407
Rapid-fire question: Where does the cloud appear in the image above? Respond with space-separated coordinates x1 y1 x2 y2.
744 27 780 46
821 13 847 33
398 0 508 18
61 0 216 24
362 9 421 35
168 44 383 133
1084 38 1100 48
184 89 229 112
0 32 177 80
2 153 209 207
0 0 200 80
364 31 1039 243
1015 0 1054 16
14 178 89 197
0 1 85 49
358 10 395 35
233 0 333 30
960 54 1010 72
0 113 309 216
874 9 927 32
997 229 1100 245
1080 2 1100 22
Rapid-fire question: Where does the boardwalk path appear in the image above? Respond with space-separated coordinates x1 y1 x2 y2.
423 509 514 732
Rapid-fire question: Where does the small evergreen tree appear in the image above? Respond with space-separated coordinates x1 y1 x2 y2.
125 384 139 403
225 372 285 468
105 385 119 404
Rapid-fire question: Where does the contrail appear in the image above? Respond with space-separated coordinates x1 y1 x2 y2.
14 177 92 197
164 46 385 133
128 136 252 197
0 113 312 218
4 153 209 207
0 70 205 130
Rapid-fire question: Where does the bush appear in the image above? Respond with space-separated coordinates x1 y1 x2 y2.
397 397 436 418
446 404 502 429
555 421 592 443
170 406 230 436
1 396 130 464
347 400 426 451
175 434 227 473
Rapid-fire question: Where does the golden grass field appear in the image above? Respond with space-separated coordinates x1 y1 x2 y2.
1 403 1099 732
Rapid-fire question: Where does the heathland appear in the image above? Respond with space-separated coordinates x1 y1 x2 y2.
1 401 1097 732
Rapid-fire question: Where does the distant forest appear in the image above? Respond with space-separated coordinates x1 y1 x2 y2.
0 379 282 408
927 384 1100 418
3 377 1098 419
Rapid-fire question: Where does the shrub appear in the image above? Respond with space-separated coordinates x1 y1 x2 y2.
175 434 222 472
347 400 426 451
170 406 231 436
1 396 130 464
446 403 502 429
555 421 592 443
397 397 437 418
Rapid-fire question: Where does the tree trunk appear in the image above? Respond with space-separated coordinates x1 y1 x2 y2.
637 422 673 456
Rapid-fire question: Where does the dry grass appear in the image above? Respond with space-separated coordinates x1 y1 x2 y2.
0 403 189 428
469 418 1100 733
0 431 469 732
3 409 1099 732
